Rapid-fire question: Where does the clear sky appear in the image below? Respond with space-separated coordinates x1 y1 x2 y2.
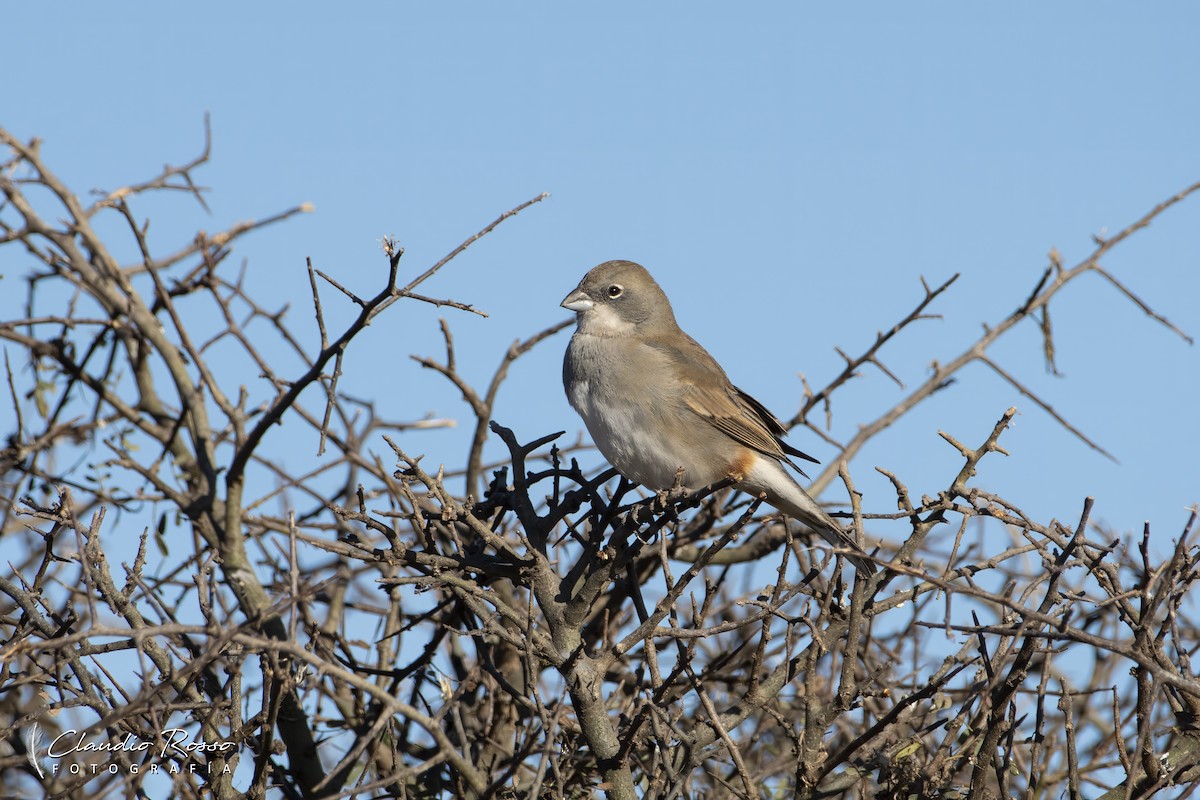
2 7 1198 795
4 4 1198 553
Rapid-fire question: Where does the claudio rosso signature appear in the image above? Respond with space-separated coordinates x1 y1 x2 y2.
28 725 235 778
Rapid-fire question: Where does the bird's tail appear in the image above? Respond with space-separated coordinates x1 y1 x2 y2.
744 459 877 576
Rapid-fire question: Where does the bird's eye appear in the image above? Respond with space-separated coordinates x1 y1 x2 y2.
607 284 623 298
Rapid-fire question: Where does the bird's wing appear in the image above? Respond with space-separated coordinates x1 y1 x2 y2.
684 379 786 460
648 331 816 473
731 386 820 466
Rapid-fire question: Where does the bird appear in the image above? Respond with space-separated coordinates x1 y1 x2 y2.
561 259 876 575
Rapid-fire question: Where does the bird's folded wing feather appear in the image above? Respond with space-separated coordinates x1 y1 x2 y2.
647 332 821 474
683 381 784 458
732 386 820 465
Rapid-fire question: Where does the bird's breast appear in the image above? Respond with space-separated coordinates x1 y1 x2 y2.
564 332 728 489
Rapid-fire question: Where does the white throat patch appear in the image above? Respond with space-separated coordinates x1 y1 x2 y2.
578 303 637 336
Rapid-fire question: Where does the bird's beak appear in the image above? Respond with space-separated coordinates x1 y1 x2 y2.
561 289 593 312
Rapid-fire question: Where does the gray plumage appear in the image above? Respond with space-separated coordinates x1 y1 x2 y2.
561 259 875 575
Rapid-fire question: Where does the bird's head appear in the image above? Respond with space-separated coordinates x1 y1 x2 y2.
561 260 677 335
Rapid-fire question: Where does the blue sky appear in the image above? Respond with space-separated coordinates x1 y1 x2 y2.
4 5 1198 565
3 4 1198 793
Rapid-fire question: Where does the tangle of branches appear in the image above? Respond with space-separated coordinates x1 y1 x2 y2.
1 123 1198 800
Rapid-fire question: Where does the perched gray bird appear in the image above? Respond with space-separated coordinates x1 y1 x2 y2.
561 260 876 575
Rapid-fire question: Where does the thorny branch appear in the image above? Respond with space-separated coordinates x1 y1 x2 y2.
1 124 1198 800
